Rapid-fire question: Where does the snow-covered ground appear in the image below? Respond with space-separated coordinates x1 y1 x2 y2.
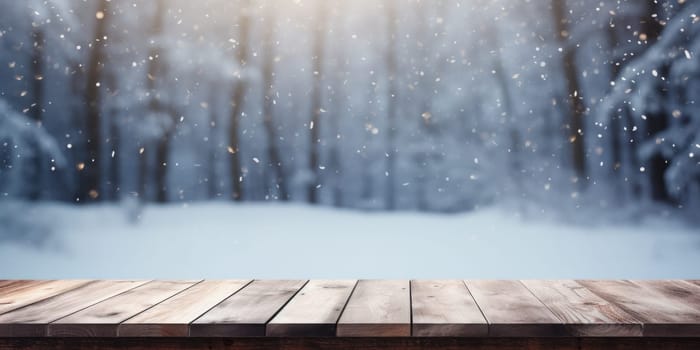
1 202 698 279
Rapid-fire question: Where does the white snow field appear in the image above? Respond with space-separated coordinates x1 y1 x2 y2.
0 202 698 279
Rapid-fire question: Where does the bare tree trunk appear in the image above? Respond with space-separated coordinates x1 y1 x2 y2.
78 0 110 202
27 26 45 201
412 0 446 211
328 62 345 207
147 0 175 204
138 144 148 200
261 7 288 201
384 0 398 210
328 94 343 206
641 3 670 203
491 43 521 183
79 0 110 202
307 0 327 204
155 133 170 203
207 93 219 199
229 0 251 201
108 111 120 200
105 69 120 201
68 60 85 201
552 0 587 182
136 0 174 203
606 21 627 202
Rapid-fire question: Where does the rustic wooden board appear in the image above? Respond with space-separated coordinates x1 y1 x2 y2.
521 280 642 337
0 337 653 350
0 281 49 305
0 280 146 337
48 280 196 337
119 280 251 337
578 280 700 336
267 280 356 337
191 280 306 337
633 280 700 311
1 336 700 349
0 281 27 290
411 280 488 337
2 337 699 350
465 280 564 337
0 279 699 340
336 280 411 337
0 280 90 316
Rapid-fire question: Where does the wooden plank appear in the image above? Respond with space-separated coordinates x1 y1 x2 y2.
0 281 22 289
119 280 251 337
0 337 591 350
633 280 700 311
522 280 642 337
411 280 488 337
48 280 196 337
191 280 306 337
0 280 90 316
0 281 48 299
580 338 700 350
465 280 564 337
0 280 146 337
267 280 356 337
579 280 700 337
336 280 410 337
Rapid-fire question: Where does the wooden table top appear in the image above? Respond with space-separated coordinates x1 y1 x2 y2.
0 280 699 338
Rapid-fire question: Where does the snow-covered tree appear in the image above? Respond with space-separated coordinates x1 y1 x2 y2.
598 1 700 207
0 99 65 197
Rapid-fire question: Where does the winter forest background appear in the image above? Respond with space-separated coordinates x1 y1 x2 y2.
1 0 699 278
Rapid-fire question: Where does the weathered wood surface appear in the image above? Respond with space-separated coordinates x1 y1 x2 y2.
0 280 699 339
191 280 306 337
267 280 356 337
336 280 411 337
0 280 146 337
411 280 488 337
465 280 564 337
0 280 89 316
1 337 700 350
578 280 700 337
522 280 642 337
119 280 251 337
48 280 197 337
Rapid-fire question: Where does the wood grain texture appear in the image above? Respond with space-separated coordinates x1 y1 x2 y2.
6 337 700 350
48 280 196 337
633 280 700 311
1 279 699 340
0 280 146 337
191 280 307 337
336 280 411 337
0 281 31 291
522 280 642 337
0 337 583 350
579 338 700 350
0 337 589 350
0 280 90 316
465 280 564 337
119 280 251 337
579 280 700 337
267 280 356 337
411 280 488 337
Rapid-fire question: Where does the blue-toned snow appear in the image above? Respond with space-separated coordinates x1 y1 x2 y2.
0 202 698 279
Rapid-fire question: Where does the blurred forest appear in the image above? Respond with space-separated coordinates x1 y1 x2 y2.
0 0 698 214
